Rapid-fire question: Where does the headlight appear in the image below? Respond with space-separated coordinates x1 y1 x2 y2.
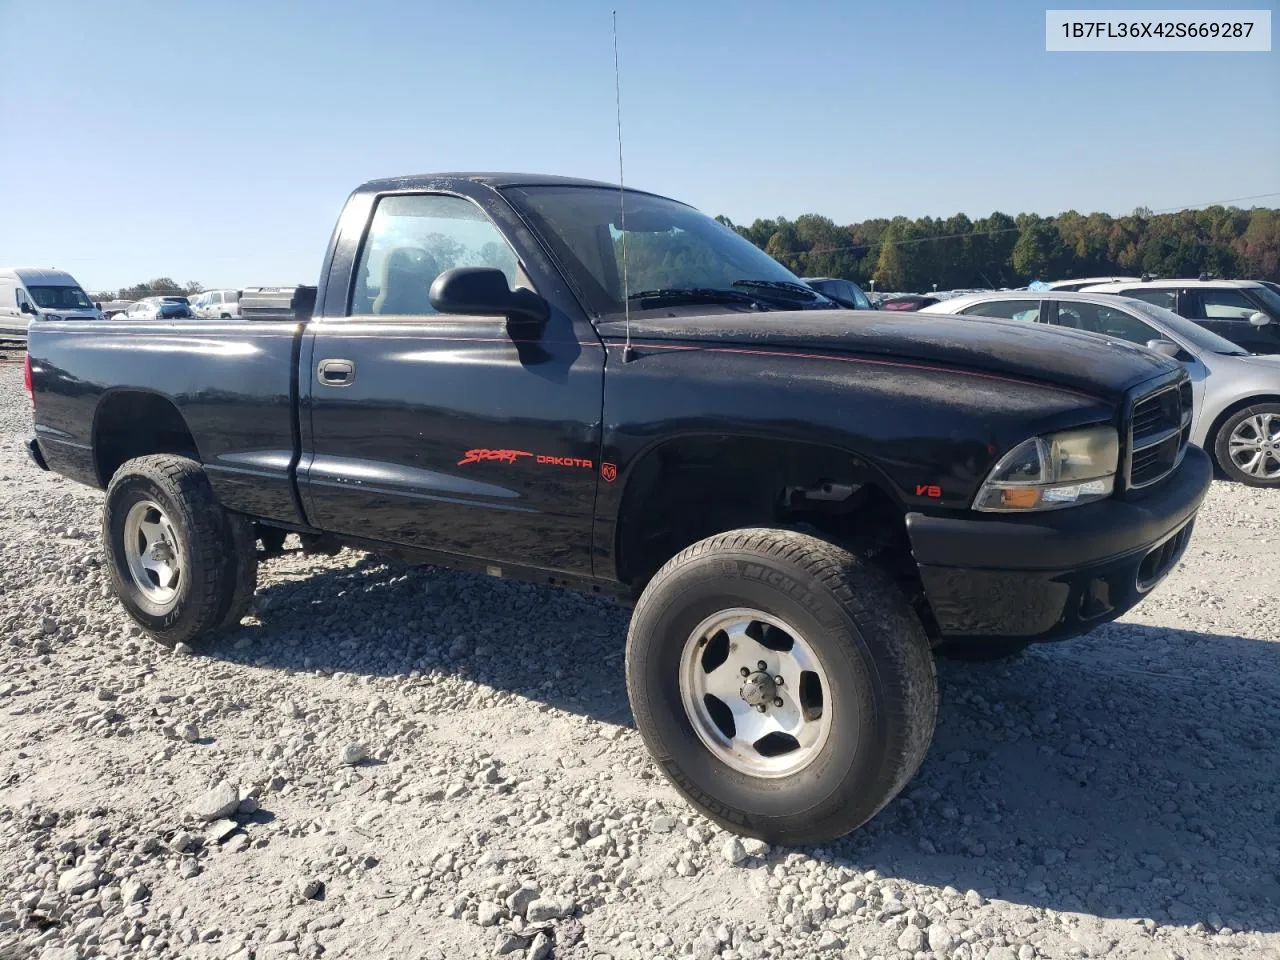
43 313 62 322
974 425 1118 512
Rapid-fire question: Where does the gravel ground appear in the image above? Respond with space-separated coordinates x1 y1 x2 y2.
1 353 1278 960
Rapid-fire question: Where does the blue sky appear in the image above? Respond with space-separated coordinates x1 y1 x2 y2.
1 0 1276 291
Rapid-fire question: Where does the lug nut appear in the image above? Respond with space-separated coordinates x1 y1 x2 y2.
757 660 767 671
756 704 767 713
739 666 750 677
773 697 784 707
774 675 784 686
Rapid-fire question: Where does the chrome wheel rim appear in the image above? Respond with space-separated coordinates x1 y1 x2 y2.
123 500 183 605
1228 413 1280 480
679 608 832 778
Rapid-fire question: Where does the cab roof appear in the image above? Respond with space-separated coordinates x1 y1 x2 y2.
0 267 81 286
353 172 673 202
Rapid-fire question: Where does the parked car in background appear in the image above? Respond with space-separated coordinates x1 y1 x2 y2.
1044 276 1141 292
802 277 874 309
922 290 1280 486
880 294 940 311
1080 279 1280 355
118 297 196 321
0 267 102 339
99 299 135 319
192 289 242 319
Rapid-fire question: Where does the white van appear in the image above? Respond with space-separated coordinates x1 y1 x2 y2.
0 267 102 339
192 289 242 319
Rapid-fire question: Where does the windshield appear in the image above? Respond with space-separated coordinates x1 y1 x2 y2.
504 185 834 317
1251 284 1280 315
1124 298 1247 355
28 285 93 310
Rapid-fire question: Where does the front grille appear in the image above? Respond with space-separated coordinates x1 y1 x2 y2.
1127 379 1192 489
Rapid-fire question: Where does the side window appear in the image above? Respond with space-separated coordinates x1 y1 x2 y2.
848 283 872 310
960 299 1041 322
1122 288 1177 311
1198 288 1258 319
1056 302 1158 344
352 194 524 317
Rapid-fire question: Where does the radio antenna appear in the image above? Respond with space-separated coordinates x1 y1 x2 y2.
613 10 635 362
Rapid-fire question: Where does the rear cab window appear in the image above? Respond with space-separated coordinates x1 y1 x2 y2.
959 299 1042 322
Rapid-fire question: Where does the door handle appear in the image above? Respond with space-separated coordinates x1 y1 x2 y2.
318 358 355 386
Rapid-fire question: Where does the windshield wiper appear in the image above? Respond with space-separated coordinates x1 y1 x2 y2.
627 288 767 309
732 279 820 299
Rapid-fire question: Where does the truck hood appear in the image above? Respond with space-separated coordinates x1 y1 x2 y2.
598 309 1178 402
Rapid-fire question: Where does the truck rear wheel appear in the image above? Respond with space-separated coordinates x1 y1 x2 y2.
626 528 937 844
103 455 257 647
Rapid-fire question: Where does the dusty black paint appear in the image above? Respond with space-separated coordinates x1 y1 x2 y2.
25 173 1210 642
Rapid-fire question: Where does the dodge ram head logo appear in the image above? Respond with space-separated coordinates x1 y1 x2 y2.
601 462 618 483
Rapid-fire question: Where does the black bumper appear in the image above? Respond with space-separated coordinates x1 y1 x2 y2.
906 445 1212 642
25 435 49 471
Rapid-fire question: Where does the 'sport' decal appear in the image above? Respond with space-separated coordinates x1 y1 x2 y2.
458 449 533 466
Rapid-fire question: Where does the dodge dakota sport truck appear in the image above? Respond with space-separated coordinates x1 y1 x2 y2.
25 173 1211 843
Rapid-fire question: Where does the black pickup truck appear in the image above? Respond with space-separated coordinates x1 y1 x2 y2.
25 173 1211 843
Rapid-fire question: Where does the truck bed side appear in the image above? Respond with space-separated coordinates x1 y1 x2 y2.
28 319 307 526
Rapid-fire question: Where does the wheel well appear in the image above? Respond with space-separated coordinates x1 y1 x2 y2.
93 391 199 487
1204 394 1280 454
614 435 937 637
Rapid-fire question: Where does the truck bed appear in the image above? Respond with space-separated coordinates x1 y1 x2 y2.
28 319 307 526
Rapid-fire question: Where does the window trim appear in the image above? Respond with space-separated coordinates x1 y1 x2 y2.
340 190 532 322
957 298 1046 322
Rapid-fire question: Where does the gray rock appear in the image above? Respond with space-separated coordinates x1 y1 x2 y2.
927 924 956 955
896 925 925 952
494 933 528 956
339 742 369 766
506 881 541 917
39 949 80 960
179 722 200 743
237 796 260 815
296 878 324 901
742 838 771 857
173 642 195 656
526 896 575 922
477 902 503 927
722 837 747 865
651 814 676 833
188 780 240 821
816 930 843 951
207 819 240 844
120 877 149 903
527 932 552 960
987 948 1018 960
56 864 101 895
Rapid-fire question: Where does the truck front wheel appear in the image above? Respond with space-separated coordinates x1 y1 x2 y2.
626 528 937 844
103 455 257 647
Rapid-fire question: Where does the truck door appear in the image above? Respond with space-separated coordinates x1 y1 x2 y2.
300 191 605 577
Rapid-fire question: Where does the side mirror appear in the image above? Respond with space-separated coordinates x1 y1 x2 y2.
94 301 102 309
1145 338 1180 358
1249 312 1270 328
19 302 35 315
429 267 548 329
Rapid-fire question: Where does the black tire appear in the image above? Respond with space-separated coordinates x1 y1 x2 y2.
103 455 257 647
935 638 1030 662
626 527 937 844
1213 403 1280 487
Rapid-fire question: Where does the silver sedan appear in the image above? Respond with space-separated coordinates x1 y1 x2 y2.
921 291 1280 487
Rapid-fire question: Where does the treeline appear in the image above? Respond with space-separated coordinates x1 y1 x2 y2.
94 278 204 301
718 205 1280 292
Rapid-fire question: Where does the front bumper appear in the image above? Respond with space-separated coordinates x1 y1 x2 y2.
906 445 1211 642
25 435 49 471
